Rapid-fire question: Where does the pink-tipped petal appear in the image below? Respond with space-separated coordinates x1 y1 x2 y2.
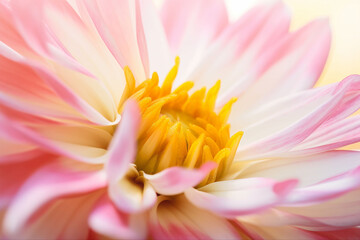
238 151 360 229
285 166 360 206
7 191 102 240
239 151 360 188
3 161 107 234
106 100 140 183
220 18 331 108
185 178 298 218
89 196 147 240
106 100 157 213
233 75 360 160
83 0 147 81
0 42 119 125
161 0 228 85
0 109 109 164
238 224 330 240
108 165 157 213
150 195 240 240
137 0 172 80
190 1 291 93
143 161 216 195
0 152 51 210
161 0 228 51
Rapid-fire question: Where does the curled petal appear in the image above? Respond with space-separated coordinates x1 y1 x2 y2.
89 196 147 240
109 166 157 213
106 100 141 183
185 178 297 218
143 161 216 195
150 195 240 240
3 161 107 235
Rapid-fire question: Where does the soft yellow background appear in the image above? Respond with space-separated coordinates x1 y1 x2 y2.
225 0 360 86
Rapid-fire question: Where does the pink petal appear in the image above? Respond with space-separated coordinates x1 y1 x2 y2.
83 0 148 81
0 44 84 122
313 228 360 239
89 196 147 240
8 0 100 78
0 109 107 164
220 18 331 108
239 151 360 188
190 1 290 94
0 43 118 125
143 162 216 195
236 151 360 228
238 224 329 240
288 116 360 157
161 0 228 85
285 166 360 206
3 161 107 234
0 2 34 55
161 0 228 51
137 0 172 80
106 100 140 183
0 152 51 210
234 75 360 160
6 191 102 239
185 178 298 217
108 165 157 213
283 188 360 230
150 195 240 240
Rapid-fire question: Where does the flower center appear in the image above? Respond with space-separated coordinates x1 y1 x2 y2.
121 58 243 187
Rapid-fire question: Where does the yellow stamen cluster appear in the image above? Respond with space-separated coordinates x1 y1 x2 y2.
121 58 243 187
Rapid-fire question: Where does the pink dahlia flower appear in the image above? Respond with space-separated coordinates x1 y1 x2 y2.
0 0 360 239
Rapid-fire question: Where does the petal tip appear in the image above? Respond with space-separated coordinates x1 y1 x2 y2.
273 179 298 196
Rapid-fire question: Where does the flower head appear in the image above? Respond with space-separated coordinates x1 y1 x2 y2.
1 0 360 239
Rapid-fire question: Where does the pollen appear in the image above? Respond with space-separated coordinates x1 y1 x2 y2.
122 57 243 187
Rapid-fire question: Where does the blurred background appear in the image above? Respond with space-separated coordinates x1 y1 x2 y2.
155 0 360 86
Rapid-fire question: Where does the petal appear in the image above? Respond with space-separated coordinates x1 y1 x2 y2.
40 0 126 106
3 160 107 234
285 166 360 206
143 161 216 195
106 100 140 183
281 188 360 230
161 0 228 51
82 0 148 81
220 18 330 108
233 75 360 160
8 0 123 122
0 42 118 125
108 165 157 213
238 224 328 240
149 195 240 240
0 43 83 122
185 177 297 217
0 109 107 164
0 2 32 54
190 1 291 94
0 151 50 210
138 0 172 80
161 0 228 85
89 196 147 240
314 229 360 240
239 151 360 188
6 191 102 240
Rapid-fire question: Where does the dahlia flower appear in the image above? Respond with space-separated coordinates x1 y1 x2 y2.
1 0 360 239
